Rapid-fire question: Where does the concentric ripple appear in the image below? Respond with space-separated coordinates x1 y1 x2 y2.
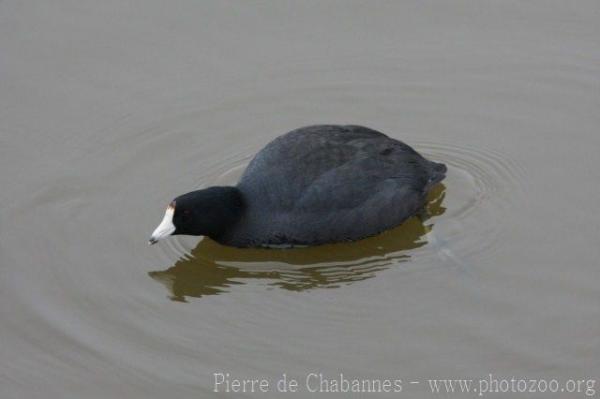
414 141 525 267
150 140 524 301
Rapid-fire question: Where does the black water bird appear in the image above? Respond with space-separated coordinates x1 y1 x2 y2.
149 125 446 247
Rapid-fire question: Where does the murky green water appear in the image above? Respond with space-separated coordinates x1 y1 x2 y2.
1 1 599 398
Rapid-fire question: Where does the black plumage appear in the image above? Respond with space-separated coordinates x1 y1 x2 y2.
152 125 446 247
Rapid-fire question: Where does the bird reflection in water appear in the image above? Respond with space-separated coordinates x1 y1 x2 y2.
149 184 446 301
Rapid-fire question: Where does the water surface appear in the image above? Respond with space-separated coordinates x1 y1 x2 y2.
1 1 599 398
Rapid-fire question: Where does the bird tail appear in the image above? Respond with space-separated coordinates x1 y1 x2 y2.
426 161 447 188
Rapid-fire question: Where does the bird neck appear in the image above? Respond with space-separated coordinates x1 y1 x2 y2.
199 186 245 240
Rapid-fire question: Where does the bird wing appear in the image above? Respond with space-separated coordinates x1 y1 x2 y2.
237 125 423 211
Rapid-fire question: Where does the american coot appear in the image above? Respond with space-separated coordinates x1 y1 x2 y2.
149 125 446 247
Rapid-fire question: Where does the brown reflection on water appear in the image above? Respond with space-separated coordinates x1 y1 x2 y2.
149 185 445 301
